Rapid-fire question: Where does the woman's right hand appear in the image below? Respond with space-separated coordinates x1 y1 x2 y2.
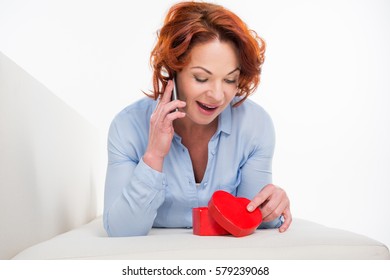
143 80 186 172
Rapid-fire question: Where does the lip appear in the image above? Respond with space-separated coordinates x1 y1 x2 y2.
196 101 220 116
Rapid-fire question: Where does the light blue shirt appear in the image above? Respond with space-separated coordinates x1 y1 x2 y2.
104 97 283 236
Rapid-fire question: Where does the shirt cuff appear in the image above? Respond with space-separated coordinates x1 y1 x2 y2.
259 216 283 229
133 157 167 191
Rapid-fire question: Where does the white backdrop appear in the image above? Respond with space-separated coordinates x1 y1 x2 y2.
1 0 389 249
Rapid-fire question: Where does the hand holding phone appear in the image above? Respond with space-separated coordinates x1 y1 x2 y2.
144 77 185 172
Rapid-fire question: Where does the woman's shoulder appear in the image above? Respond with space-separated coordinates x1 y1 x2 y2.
118 97 156 116
232 98 273 126
229 98 275 144
113 97 156 123
108 97 156 140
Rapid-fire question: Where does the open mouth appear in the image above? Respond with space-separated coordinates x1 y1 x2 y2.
196 101 219 112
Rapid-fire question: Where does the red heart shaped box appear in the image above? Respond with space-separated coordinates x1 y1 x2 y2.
193 190 263 237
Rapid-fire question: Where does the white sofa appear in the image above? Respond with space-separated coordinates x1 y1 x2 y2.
10 216 390 260
1 52 389 260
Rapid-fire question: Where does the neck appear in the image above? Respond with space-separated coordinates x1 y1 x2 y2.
174 117 218 140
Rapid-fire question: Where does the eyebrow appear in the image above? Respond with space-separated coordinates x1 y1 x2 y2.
191 66 240 76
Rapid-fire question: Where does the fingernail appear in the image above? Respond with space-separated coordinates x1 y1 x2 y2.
247 205 254 212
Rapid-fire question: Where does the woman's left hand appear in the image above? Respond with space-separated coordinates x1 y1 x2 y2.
246 184 292 233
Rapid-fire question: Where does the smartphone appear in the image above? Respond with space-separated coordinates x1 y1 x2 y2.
171 77 179 112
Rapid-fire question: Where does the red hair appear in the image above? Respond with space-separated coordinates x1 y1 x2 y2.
149 1 266 106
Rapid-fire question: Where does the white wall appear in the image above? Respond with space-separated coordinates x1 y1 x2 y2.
1 0 389 249
0 52 100 259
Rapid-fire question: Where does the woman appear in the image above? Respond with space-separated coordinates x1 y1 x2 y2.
104 1 292 237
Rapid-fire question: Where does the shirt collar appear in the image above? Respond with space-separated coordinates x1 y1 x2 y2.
217 103 232 136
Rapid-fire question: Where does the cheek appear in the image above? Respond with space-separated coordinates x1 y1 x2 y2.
226 88 238 102
180 82 203 100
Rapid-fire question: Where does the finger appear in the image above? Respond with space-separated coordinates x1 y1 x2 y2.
164 110 186 124
261 188 288 221
246 184 275 212
160 79 174 103
158 100 186 123
262 196 288 222
154 81 174 115
279 207 292 233
154 101 186 134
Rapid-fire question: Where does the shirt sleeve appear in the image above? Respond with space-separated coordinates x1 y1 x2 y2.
236 108 283 229
103 114 167 236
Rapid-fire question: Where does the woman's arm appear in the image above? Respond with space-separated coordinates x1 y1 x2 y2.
236 108 292 232
103 116 167 237
104 81 186 237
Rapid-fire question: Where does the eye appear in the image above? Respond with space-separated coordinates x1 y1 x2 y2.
194 76 208 83
224 79 237 84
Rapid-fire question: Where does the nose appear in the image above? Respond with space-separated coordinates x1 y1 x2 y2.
206 81 224 102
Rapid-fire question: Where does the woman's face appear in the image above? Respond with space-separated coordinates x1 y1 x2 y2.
176 39 240 127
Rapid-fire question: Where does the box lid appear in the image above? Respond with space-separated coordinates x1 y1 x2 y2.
208 190 262 237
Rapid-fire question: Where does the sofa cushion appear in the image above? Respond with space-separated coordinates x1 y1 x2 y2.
12 217 390 260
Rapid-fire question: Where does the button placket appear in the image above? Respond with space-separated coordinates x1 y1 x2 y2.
179 142 198 208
